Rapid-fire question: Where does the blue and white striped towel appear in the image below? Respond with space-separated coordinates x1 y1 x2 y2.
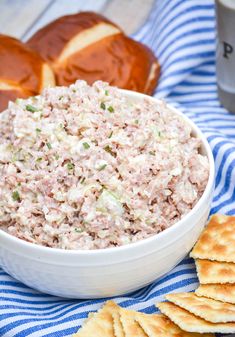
1 0 235 336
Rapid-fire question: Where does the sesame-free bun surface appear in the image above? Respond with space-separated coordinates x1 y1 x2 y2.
0 34 55 111
27 12 160 95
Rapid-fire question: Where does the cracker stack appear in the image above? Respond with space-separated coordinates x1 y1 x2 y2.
157 214 235 334
73 300 213 336
74 214 235 336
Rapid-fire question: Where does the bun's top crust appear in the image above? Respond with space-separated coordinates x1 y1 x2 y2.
27 12 122 62
54 34 159 94
27 11 160 95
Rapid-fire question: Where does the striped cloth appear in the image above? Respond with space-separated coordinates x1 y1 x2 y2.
0 0 234 336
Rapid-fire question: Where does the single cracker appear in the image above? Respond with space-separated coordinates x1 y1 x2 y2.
190 214 235 262
73 300 118 337
119 307 147 337
166 292 235 323
135 311 207 337
112 310 125 337
157 301 235 334
196 284 235 304
195 259 235 284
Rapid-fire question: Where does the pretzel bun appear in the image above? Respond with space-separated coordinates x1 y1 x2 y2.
0 35 55 111
27 12 160 95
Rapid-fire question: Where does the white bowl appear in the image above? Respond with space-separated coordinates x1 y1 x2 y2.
0 90 215 299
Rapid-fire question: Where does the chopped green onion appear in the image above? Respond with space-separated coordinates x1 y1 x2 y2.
108 131 113 138
83 142 90 149
149 151 155 156
158 131 162 137
26 104 38 113
98 164 107 171
108 106 114 113
75 227 83 233
105 90 109 96
59 96 64 100
135 119 139 124
100 102 106 110
46 142 52 149
67 162 74 170
80 177 86 184
17 182 21 186
36 157 42 162
36 128 41 133
12 190 20 201
55 154 59 160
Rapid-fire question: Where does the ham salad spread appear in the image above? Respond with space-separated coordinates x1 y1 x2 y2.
0 81 209 249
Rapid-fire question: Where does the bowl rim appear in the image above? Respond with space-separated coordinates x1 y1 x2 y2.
0 90 215 257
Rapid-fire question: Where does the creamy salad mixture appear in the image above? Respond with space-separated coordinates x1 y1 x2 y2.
0 81 209 249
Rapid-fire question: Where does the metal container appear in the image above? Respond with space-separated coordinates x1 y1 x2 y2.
216 0 235 112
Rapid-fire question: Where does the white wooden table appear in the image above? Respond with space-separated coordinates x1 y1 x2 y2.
0 0 154 40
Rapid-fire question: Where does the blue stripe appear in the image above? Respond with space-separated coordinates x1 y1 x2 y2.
1 311 89 337
0 297 67 305
164 51 215 70
43 327 79 337
213 158 235 202
144 278 198 302
0 281 29 289
0 289 53 298
0 303 91 322
192 117 234 123
0 303 72 313
157 16 214 57
175 80 216 87
159 40 215 69
171 90 216 97
227 209 235 215
151 3 214 48
158 27 214 60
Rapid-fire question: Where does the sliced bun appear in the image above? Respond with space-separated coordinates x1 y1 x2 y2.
0 34 55 111
27 12 160 95
27 12 122 63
